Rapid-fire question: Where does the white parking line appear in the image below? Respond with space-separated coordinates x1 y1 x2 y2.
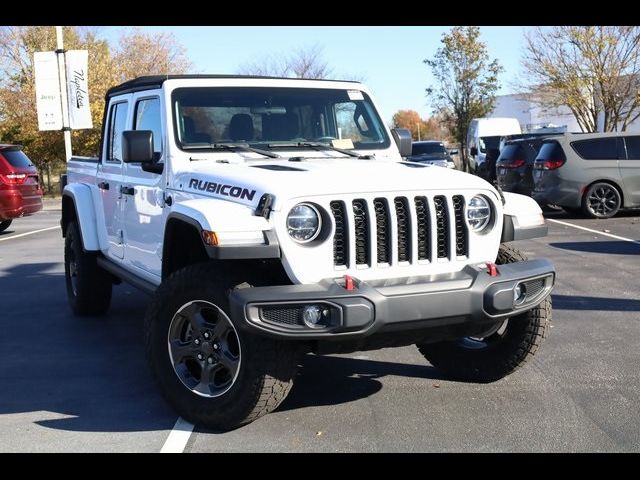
548 219 640 245
0 226 60 242
160 417 194 453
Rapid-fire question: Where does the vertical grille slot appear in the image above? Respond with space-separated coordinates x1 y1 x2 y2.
330 201 348 267
394 196 411 263
352 199 370 266
452 195 468 257
433 196 449 259
414 196 430 261
373 198 390 264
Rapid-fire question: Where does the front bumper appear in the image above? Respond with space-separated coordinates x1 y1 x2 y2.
229 258 555 341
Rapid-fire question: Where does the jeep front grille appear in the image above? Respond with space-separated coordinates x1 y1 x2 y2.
352 199 370 266
330 201 348 267
331 194 469 268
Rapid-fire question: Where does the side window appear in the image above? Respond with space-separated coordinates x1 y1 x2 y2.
135 98 162 157
624 136 640 160
571 138 618 160
107 102 129 162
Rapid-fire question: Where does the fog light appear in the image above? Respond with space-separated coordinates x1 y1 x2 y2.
513 284 527 306
302 305 324 328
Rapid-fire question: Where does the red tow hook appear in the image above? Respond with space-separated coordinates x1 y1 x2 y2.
344 275 356 291
486 262 499 277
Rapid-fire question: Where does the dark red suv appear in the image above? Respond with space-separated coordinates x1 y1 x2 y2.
0 145 43 232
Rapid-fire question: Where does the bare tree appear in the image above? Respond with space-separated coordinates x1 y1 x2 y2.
238 44 333 79
522 26 640 132
424 26 502 172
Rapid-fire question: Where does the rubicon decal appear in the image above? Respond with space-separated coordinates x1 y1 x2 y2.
188 178 256 201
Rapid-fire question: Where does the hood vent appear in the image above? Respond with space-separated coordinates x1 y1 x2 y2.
252 164 306 171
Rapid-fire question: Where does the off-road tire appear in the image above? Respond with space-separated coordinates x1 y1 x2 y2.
64 220 112 316
145 262 300 430
417 244 551 382
0 219 12 232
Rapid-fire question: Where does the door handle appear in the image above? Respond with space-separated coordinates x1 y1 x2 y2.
120 186 135 196
98 181 110 190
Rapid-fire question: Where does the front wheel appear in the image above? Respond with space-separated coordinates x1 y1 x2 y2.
416 245 551 382
0 219 12 232
145 263 300 430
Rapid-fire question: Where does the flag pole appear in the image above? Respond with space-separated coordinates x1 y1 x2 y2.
56 26 72 162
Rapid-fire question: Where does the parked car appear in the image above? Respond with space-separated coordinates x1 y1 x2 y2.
532 132 640 218
406 140 455 168
0 145 43 232
496 135 560 197
467 117 521 177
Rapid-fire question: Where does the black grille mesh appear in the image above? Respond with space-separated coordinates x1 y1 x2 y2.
330 201 347 266
414 196 430 261
352 199 370 265
433 196 449 259
524 279 545 300
373 198 390 264
395 197 411 262
452 195 468 256
261 307 303 326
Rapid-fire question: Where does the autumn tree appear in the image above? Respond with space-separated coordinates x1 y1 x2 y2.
391 109 448 141
522 26 640 132
113 29 192 83
424 26 502 172
238 44 333 79
0 26 191 193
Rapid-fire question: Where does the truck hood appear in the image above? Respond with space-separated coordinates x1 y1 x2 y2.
174 157 496 210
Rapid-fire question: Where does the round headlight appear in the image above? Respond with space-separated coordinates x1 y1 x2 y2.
287 203 321 243
466 195 492 232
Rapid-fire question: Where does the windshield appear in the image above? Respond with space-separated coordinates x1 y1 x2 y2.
479 135 501 153
172 87 390 151
411 143 445 155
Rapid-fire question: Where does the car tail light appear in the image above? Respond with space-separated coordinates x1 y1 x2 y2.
498 159 525 169
0 173 28 185
534 159 565 170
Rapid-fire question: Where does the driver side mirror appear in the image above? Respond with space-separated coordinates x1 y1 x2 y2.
470 146 478 157
391 128 412 157
449 149 459 155
122 130 154 164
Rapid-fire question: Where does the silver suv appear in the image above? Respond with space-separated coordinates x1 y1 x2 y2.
532 132 640 218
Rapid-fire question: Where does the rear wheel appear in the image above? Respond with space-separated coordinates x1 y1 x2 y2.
145 263 300 430
582 182 621 219
64 221 112 316
0 219 12 232
416 245 551 382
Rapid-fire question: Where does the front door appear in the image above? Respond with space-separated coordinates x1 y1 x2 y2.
96 99 130 260
122 95 165 277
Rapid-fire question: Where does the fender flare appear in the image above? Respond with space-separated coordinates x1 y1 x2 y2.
61 184 103 251
165 199 279 260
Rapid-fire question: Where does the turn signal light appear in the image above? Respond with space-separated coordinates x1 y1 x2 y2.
201 230 219 246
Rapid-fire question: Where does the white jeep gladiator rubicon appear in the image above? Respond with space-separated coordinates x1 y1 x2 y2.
61 75 555 429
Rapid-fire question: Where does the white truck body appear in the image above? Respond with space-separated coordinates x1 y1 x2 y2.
61 76 554 429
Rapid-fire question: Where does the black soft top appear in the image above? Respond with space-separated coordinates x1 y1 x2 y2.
105 74 360 99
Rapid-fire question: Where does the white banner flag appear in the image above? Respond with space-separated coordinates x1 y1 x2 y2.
34 51 63 131
66 50 92 129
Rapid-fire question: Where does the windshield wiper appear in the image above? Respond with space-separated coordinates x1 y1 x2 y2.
267 142 373 159
183 143 281 159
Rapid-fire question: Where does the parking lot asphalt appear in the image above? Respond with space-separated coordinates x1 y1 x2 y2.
0 201 639 452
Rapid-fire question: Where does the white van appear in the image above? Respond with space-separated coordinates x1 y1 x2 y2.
467 118 521 176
